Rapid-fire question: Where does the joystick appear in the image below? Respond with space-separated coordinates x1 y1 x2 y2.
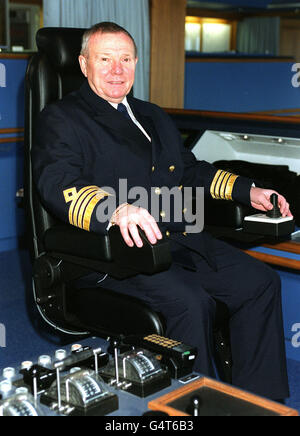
266 194 282 219
243 193 294 238
186 395 202 416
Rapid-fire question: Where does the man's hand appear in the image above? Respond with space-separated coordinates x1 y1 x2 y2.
111 203 163 247
250 187 293 218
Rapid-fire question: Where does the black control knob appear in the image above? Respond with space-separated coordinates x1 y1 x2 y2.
186 394 202 416
266 193 282 219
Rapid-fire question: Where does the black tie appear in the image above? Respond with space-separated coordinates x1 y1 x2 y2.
117 103 131 120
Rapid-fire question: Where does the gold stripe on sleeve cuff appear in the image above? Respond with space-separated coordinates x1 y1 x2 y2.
82 189 111 231
210 170 239 201
225 174 239 201
219 172 232 200
68 186 99 226
64 185 112 229
75 190 99 228
210 170 223 199
214 171 228 200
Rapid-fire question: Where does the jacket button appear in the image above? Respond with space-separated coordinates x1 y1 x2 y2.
160 211 166 218
152 166 155 172
178 185 183 191
169 165 175 172
166 231 170 237
155 187 161 195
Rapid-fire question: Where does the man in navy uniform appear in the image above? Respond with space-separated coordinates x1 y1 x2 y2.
33 22 291 400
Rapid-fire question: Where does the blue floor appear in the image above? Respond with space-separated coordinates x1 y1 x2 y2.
1 248 300 413
0 249 86 366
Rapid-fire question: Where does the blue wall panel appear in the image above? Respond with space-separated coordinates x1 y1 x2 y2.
184 60 298 113
0 57 28 252
0 142 25 252
0 58 27 129
279 269 300 361
248 247 300 362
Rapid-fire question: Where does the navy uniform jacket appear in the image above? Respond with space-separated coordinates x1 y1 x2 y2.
33 80 253 268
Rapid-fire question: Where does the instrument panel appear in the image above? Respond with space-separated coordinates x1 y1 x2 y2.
0 336 197 416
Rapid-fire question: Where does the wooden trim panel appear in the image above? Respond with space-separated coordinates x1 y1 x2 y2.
0 53 31 59
164 107 300 125
148 377 298 416
254 108 300 114
0 128 24 134
0 128 25 144
150 0 186 108
262 241 300 256
0 137 24 144
244 249 300 271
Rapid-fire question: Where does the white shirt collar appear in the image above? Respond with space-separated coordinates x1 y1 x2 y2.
109 96 128 110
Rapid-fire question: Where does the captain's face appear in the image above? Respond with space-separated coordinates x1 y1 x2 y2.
79 31 138 104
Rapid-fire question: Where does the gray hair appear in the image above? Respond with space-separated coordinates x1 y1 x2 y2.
80 22 138 58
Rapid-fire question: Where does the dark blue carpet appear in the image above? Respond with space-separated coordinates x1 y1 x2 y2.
1 249 300 413
0 249 86 366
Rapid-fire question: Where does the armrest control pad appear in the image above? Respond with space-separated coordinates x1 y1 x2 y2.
43 224 172 275
108 226 172 275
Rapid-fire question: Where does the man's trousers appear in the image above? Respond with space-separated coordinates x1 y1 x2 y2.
75 237 289 400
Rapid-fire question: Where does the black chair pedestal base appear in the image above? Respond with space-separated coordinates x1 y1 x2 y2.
67 286 165 338
67 286 232 384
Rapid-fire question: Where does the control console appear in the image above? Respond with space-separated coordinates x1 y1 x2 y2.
0 335 197 416
243 193 295 237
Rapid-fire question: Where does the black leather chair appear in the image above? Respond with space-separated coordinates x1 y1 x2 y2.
24 27 232 383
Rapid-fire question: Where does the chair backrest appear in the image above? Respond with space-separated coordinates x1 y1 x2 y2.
24 27 87 260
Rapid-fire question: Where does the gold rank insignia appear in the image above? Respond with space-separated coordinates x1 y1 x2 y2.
63 186 111 231
210 170 239 201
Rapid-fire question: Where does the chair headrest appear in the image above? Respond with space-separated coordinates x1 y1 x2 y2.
36 27 87 71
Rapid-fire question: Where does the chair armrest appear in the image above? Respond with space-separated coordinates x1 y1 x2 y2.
44 224 112 261
43 224 171 276
108 225 172 275
205 198 253 229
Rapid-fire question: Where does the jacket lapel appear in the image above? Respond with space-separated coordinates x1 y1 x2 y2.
129 100 163 164
78 81 152 161
94 109 151 147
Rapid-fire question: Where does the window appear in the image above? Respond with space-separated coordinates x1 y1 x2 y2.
9 3 41 51
185 21 201 51
185 16 236 53
202 22 231 53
